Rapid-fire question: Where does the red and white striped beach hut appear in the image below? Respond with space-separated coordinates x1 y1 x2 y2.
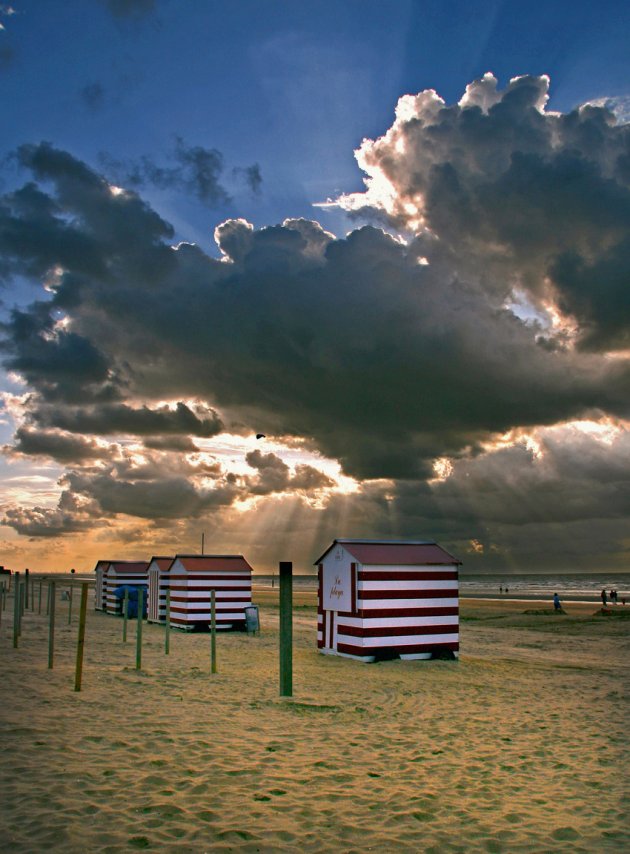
315 539 461 662
103 561 150 614
93 559 114 610
168 555 253 630
147 556 174 623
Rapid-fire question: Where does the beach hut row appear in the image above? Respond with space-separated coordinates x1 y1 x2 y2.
93 537 461 659
94 554 254 631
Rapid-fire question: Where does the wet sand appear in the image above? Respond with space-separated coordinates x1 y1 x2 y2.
0 585 628 852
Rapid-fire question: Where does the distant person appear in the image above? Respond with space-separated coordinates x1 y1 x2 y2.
505 586 509 594
612 589 618 604
601 589 607 607
553 592 561 612
610 589 615 603
499 585 503 594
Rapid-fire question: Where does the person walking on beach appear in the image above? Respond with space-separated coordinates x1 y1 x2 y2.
553 592 561 612
601 589 607 607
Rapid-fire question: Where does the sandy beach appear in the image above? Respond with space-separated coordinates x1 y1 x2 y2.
0 582 628 853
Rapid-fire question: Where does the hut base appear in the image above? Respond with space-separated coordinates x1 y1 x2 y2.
319 648 459 663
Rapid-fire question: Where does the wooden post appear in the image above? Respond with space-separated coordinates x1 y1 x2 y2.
136 588 143 670
165 588 170 655
122 588 129 642
210 589 217 674
48 580 56 669
13 572 20 648
18 583 25 636
74 583 89 692
24 568 29 609
46 580 51 616
38 579 43 614
0 583 3 628
279 561 293 697
68 581 73 625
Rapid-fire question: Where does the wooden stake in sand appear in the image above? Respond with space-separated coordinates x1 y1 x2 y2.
0 583 3 627
46 580 51 616
18 583 25 636
24 568 29 609
13 572 20 648
279 561 293 697
122 588 129 642
38 579 42 614
68 581 73 625
74 583 89 692
48 580 56 669
210 589 217 674
165 588 170 655
136 588 143 670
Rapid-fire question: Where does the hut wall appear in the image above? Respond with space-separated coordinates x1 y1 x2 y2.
104 567 149 614
94 564 106 610
168 565 252 629
317 561 459 661
147 563 171 623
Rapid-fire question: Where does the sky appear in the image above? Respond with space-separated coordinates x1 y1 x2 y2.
0 0 629 575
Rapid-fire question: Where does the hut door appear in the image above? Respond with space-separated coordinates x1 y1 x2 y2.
148 570 159 621
322 609 338 651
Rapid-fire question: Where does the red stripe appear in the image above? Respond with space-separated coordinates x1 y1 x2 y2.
337 640 459 657
357 606 458 618
168 584 251 591
350 563 357 615
339 624 458 638
359 570 458 581
359 589 457 600
169 595 250 603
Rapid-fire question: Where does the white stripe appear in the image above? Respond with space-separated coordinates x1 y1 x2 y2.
361 564 458 573
337 631 459 648
337 615 459 629
360 579 458 591
360 597 457 609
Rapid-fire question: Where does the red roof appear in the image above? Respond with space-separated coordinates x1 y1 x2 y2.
315 540 461 566
106 561 150 574
173 555 253 573
149 556 174 571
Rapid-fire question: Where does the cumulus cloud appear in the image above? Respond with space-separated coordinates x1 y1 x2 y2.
330 72 630 352
1 76 630 570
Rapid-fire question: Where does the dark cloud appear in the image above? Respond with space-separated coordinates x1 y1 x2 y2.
245 449 334 495
100 137 231 207
33 402 223 438
234 163 263 195
0 43 14 71
80 82 106 111
101 0 156 19
8 427 104 463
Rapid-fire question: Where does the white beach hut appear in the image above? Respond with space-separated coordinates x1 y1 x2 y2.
93 559 113 610
167 554 253 630
147 556 174 623
315 539 461 662
103 561 150 614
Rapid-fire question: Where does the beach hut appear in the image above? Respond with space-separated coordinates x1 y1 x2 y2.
93 559 114 610
167 554 253 630
103 561 150 614
147 556 174 623
315 539 461 662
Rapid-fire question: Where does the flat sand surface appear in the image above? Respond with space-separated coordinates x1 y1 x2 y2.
0 584 628 852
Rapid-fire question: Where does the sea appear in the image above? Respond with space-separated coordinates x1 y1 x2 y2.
252 572 630 604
